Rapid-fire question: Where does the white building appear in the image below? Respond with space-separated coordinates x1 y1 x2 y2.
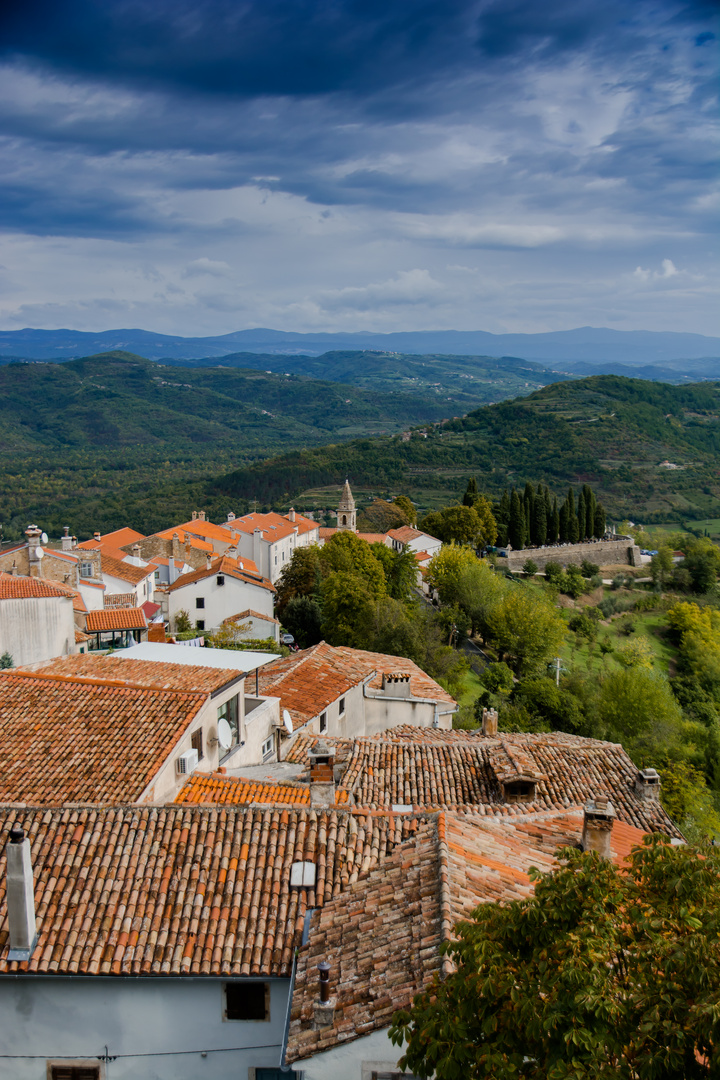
0 573 78 667
223 510 320 584
163 554 278 641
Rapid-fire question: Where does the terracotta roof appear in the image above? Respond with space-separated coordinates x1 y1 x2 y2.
167 555 275 594
387 525 435 544
141 600 161 619
259 642 455 731
86 607 147 632
285 513 319 536
286 808 648 1063
0 573 77 601
358 532 390 545
75 629 90 643
157 519 236 544
44 548 78 563
227 512 298 543
0 805 424 977
0 672 206 804
318 527 337 540
230 608 280 624
79 578 106 589
78 527 145 551
26 653 244 694
101 552 153 585
175 771 351 807
283 729 680 837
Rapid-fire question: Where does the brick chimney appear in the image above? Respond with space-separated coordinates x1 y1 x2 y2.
6 825 37 960
581 796 615 859
313 962 335 1029
634 768 661 802
308 740 336 806
61 526 73 553
481 707 498 737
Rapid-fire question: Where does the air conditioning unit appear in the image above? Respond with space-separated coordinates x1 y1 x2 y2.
176 749 199 775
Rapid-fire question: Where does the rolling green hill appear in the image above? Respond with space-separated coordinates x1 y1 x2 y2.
212 376 720 523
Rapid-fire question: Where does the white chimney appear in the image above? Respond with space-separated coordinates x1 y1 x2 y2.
61 526 73 553
288 507 296 522
206 553 212 570
6 825 37 959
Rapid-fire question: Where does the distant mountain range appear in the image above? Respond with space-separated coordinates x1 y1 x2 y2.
1 325 719 375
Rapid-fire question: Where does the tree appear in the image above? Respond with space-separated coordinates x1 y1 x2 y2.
390 836 720 1079
490 586 566 674
463 477 478 506
650 546 674 591
565 486 579 543
549 496 560 544
471 495 498 548
281 595 323 648
356 497 408 533
212 614 252 646
508 489 525 550
420 504 495 547
533 493 547 547
596 666 684 759
523 482 535 546
425 544 479 602
174 609 192 634
577 489 587 541
321 531 387 597
320 571 375 647
0 651 13 669
682 539 720 593
594 501 606 538
370 543 418 600
522 558 538 576
275 544 323 615
392 494 416 525
479 661 514 696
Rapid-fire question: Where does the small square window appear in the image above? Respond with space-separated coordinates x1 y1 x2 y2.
79 562 94 578
196 620 205 631
319 712 327 733
196 597 205 609
224 981 269 1021
339 697 345 715
262 736 274 761
50 1066 101 1080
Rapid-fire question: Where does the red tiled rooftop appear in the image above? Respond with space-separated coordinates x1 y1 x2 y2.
0 671 206 804
86 607 147 632
0 573 77 601
175 771 351 807
78 527 145 551
27 653 244 694
101 552 153 585
157 519 236 544
167 555 274 594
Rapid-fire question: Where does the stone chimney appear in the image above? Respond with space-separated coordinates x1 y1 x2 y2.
581 796 615 859
192 511 198 520
313 962 335 1029
198 511 206 522
6 825 37 960
132 544 141 559
93 531 101 543
382 672 412 698
171 531 182 560
288 507 296 522
25 525 42 579
634 768 661 802
61 526 73 553
308 741 336 806
481 708 498 737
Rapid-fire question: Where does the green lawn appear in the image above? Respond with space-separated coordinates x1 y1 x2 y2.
559 602 678 677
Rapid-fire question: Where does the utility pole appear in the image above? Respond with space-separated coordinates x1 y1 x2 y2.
553 656 561 686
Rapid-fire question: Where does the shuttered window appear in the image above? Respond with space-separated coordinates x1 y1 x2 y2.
50 1066 100 1080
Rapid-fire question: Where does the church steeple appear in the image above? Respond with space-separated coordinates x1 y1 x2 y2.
337 479 357 532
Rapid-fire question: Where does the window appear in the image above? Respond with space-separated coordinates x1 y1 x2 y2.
154 571 160 583
254 1070 299 1080
191 729 204 761
196 620 205 631
50 1066 100 1080
319 712 327 733
79 561 94 578
196 597 205 609
339 697 345 715
274 555 277 565
224 981 269 1021
282 551 285 561
262 735 274 761
216 574 225 586
217 695 239 752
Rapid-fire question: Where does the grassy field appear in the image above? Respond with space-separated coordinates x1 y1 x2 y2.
559 601 678 676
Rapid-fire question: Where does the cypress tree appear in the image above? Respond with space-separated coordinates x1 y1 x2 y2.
577 491 586 541
508 489 525 550
463 477 478 507
534 494 547 546
594 501 606 538
550 497 560 543
567 487 579 543
583 485 595 539
559 499 568 542
523 482 535 546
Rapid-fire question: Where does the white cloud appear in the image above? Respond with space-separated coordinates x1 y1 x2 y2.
182 257 233 278
319 269 445 311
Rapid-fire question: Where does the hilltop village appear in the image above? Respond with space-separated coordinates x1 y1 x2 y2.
0 481 717 1078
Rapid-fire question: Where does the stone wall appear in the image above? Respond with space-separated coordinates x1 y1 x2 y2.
505 538 642 571
125 534 208 570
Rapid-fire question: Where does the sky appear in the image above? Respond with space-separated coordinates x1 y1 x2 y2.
0 0 717 337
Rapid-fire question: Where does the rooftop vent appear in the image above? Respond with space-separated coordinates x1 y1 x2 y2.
635 768 661 802
481 708 498 737
6 825 37 961
290 861 316 888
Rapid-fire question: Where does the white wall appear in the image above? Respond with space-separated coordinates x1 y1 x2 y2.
103 571 154 605
363 691 453 733
168 575 274 634
292 1025 407 1080
0 595 75 666
0 976 290 1080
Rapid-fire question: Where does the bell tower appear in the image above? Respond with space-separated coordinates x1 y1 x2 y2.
337 479 357 532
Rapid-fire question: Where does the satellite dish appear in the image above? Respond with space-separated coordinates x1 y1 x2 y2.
283 709 293 735
40 532 48 544
35 546 44 559
217 717 233 751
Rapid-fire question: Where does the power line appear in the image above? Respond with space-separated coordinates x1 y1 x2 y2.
0 1042 281 1060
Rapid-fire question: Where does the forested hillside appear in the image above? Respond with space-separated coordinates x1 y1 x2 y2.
214 376 720 524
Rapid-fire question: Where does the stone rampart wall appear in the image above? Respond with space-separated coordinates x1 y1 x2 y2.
505 538 642 571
